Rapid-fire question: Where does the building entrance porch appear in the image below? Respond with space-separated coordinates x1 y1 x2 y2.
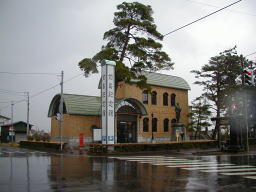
117 115 137 143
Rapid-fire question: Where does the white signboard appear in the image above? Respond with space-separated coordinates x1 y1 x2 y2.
93 129 102 142
101 60 116 144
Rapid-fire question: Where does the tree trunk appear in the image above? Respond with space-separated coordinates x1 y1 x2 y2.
120 25 131 62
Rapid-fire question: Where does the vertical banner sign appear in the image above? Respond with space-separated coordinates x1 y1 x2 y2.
101 60 116 144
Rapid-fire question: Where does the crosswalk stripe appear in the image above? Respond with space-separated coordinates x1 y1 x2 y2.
243 176 256 179
202 168 256 173
184 165 251 170
153 162 214 166
110 156 166 159
221 172 256 176
115 157 177 160
167 163 233 168
129 159 199 163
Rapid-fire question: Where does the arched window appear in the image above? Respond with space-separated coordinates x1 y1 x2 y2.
151 91 157 105
163 92 168 106
142 90 148 104
164 119 169 132
171 93 176 106
152 118 158 132
143 118 149 132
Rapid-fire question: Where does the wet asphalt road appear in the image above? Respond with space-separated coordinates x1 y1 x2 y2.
1 146 256 192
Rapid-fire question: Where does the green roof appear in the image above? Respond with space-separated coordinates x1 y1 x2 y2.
48 94 148 117
63 94 101 116
145 72 190 90
98 71 190 90
48 94 101 117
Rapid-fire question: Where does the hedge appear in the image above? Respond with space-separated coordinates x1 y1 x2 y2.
20 141 66 151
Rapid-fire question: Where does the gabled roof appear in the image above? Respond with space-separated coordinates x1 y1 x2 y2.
0 115 10 120
1 121 33 127
98 71 190 90
48 94 147 117
48 94 101 117
137 72 190 90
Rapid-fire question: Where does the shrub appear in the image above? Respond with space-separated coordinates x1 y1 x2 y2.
27 135 33 141
33 133 41 141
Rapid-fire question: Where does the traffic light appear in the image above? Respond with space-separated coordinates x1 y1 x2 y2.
229 96 244 116
244 69 253 86
231 103 239 114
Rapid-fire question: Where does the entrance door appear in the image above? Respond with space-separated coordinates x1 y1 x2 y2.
117 115 137 143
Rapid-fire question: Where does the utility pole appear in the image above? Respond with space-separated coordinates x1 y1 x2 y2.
11 101 14 143
26 92 30 137
59 70 64 150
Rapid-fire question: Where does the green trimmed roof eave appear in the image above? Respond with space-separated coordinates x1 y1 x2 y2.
48 94 148 117
115 97 148 115
48 94 101 117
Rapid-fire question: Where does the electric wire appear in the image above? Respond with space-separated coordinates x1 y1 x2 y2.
163 0 242 37
185 0 255 17
0 72 84 110
0 72 59 75
245 51 256 57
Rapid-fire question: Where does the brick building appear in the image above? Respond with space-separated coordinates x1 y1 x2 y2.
48 72 190 146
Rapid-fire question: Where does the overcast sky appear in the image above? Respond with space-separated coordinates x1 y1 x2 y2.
0 0 255 132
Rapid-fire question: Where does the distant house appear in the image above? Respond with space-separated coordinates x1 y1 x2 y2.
0 115 10 126
0 115 10 138
0 121 33 143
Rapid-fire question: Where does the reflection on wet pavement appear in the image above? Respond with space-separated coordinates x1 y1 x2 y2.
1 146 256 192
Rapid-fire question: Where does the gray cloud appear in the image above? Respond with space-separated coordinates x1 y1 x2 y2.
0 0 255 131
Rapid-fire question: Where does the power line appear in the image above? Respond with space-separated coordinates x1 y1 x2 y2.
163 0 242 37
245 51 256 57
185 0 256 17
0 72 59 75
0 72 83 110
30 73 83 99
0 89 26 95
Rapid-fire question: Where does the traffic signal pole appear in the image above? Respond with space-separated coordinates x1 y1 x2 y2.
244 91 249 152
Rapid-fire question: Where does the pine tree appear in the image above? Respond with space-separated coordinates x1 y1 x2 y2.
191 47 254 140
78 2 173 88
188 96 212 139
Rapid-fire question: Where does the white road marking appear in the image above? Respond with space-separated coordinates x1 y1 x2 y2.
110 156 166 159
166 163 233 168
221 172 256 176
184 165 252 170
202 168 256 173
130 159 199 162
165 161 214 165
153 162 214 166
243 176 256 180
115 157 177 160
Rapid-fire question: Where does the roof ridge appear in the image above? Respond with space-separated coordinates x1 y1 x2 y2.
144 71 184 79
63 93 100 98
